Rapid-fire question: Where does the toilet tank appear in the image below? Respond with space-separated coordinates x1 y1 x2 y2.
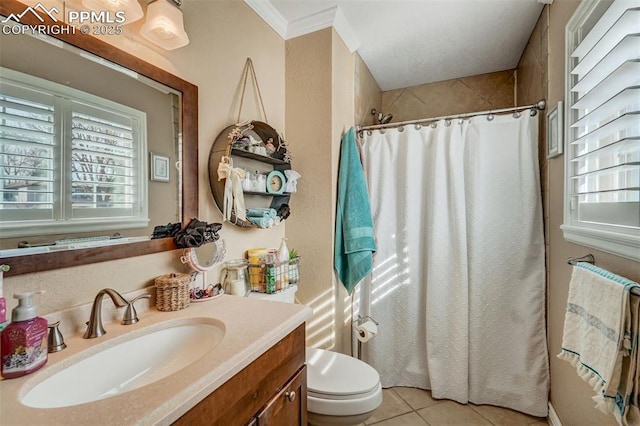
247 285 298 304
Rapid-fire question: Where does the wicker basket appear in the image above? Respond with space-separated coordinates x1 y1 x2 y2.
154 272 192 311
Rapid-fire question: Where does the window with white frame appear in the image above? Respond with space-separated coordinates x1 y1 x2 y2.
562 0 640 261
0 68 148 237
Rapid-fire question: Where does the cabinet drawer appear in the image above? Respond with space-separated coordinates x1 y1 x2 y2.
174 324 305 426
255 365 307 425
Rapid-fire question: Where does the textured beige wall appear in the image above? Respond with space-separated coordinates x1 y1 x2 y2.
546 1 639 425
381 69 515 122
354 53 381 127
539 2 640 425
285 29 335 349
284 28 355 353
331 29 356 354
4 0 286 315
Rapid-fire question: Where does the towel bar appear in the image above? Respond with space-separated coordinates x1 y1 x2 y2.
567 254 640 296
567 254 595 266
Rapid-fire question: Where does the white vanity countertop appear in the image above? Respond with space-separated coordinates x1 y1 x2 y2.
0 295 313 425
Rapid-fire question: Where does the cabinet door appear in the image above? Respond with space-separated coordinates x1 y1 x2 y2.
256 365 307 426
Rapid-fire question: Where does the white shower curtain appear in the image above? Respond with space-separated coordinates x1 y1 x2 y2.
358 113 549 416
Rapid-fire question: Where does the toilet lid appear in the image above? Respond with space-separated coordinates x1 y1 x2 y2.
306 348 380 397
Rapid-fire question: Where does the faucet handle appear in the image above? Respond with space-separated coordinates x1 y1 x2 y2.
122 293 151 325
48 321 67 353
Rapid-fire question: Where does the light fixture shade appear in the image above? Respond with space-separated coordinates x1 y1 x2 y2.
81 0 144 24
140 0 189 50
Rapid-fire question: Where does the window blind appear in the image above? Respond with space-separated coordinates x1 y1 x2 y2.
0 84 56 222
0 68 148 237
70 102 137 218
566 2 640 235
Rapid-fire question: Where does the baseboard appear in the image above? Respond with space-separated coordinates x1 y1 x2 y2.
548 402 562 426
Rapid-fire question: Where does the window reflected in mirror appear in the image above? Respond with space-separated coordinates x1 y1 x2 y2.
1 67 149 236
0 29 181 250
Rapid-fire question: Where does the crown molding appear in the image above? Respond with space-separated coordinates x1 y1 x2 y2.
244 0 287 39
332 6 360 52
244 0 360 53
286 5 336 39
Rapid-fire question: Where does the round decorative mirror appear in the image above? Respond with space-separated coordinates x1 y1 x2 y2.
180 239 226 272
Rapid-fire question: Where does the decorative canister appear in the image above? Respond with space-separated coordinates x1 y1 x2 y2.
154 272 192 311
247 248 268 286
220 260 251 297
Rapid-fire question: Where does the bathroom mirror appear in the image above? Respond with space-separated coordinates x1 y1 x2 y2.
0 0 198 276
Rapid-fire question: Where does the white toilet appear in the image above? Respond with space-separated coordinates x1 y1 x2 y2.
306 347 382 425
249 286 383 425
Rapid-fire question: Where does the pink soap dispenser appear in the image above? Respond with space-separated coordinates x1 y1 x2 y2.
1 291 48 379
0 264 9 331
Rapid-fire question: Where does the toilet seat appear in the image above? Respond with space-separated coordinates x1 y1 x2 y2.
306 348 383 417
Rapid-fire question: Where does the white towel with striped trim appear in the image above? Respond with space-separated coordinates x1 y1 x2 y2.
558 262 640 424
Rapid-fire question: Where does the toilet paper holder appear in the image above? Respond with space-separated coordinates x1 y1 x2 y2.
354 315 378 327
354 315 379 360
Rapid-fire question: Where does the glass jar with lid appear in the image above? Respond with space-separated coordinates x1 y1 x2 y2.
220 259 251 296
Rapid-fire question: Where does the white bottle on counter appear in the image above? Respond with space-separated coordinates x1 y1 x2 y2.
278 238 289 289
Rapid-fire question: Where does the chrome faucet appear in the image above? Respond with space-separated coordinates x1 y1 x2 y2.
83 289 151 339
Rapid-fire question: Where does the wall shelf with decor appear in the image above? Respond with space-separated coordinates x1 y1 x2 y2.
208 121 296 228
230 148 290 166
243 190 282 196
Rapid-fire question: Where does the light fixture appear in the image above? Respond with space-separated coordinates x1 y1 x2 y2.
140 0 189 50
81 0 144 24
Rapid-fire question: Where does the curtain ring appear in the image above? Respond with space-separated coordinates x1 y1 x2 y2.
487 113 494 121
530 109 538 117
397 126 404 132
414 124 422 130
366 130 373 136
444 119 452 127
430 122 437 128
513 112 521 118
458 118 464 125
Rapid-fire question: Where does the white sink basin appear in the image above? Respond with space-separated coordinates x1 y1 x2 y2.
21 321 225 408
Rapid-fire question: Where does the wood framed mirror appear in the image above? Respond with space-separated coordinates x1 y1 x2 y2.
0 0 198 276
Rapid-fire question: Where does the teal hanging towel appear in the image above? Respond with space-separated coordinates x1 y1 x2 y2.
334 127 376 295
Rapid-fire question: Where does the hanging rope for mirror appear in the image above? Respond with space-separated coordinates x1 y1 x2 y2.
236 58 268 124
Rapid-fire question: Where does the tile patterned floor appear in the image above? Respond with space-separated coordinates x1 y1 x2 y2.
359 388 549 426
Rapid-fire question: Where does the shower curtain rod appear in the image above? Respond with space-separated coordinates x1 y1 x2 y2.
357 99 547 133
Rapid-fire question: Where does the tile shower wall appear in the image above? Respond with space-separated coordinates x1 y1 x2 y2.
516 5 549 248
381 70 515 123
355 53 382 127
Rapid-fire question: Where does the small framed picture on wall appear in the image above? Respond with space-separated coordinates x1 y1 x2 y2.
547 101 563 159
150 152 170 182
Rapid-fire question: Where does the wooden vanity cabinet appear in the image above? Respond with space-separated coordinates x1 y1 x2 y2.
174 324 307 426
254 365 306 425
